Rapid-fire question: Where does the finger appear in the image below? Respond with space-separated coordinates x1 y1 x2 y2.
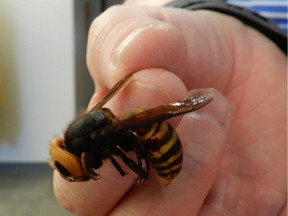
53 161 136 216
87 5 273 96
280 205 287 216
53 69 188 216
86 5 188 94
110 89 231 215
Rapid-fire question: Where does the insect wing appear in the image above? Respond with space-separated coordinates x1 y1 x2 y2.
89 74 133 111
99 91 214 136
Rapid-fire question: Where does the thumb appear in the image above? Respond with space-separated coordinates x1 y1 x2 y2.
86 5 189 93
174 88 232 214
111 88 231 216
87 5 255 96
177 88 231 189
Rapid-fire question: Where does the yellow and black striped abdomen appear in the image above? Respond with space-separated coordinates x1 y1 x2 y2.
136 121 183 186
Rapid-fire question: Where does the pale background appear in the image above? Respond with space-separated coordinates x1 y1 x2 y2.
0 0 121 163
0 1 122 215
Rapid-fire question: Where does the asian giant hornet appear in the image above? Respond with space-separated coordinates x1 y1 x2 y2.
49 74 213 186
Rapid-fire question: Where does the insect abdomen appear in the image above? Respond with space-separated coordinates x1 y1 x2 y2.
137 121 183 186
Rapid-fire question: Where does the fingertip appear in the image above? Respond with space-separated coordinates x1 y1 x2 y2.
176 89 231 184
111 22 188 85
178 89 231 163
104 69 188 117
86 6 188 91
141 89 231 213
53 162 136 215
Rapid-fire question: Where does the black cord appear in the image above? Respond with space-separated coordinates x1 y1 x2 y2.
165 0 287 55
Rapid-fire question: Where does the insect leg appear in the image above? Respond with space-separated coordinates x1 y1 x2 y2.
113 147 149 180
81 152 102 180
120 131 150 183
110 157 127 177
89 73 132 111
128 131 150 174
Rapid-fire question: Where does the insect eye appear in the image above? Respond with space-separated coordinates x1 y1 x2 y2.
54 161 74 181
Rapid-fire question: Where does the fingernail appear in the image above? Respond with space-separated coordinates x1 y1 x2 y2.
113 24 160 67
124 81 173 111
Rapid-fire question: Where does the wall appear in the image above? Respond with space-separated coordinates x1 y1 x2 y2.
0 0 77 162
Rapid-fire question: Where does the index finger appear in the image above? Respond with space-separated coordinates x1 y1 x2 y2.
86 5 188 93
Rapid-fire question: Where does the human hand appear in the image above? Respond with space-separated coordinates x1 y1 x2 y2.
53 3 287 216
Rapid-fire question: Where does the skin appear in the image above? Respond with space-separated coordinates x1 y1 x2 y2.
53 1 287 215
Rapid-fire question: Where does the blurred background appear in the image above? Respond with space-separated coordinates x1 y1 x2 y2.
0 0 122 215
